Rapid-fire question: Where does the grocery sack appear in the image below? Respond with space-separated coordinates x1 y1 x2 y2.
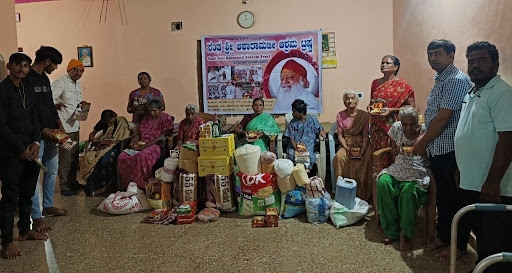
145 181 172 209
274 159 294 178
98 182 151 214
178 173 198 204
304 176 326 198
234 144 261 175
276 175 296 193
280 187 306 219
197 208 221 222
260 151 277 165
205 174 236 212
330 198 369 228
305 192 332 224
292 163 309 187
261 163 275 175
237 172 280 216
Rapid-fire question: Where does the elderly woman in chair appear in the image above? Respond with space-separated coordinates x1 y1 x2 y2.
117 99 174 189
376 106 429 251
175 104 205 147
333 91 372 201
77 110 131 195
284 99 326 173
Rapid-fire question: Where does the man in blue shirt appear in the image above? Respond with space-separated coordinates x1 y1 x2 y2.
455 41 512 273
413 40 473 257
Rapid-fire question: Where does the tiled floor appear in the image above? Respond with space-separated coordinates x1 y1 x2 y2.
0 188 477 273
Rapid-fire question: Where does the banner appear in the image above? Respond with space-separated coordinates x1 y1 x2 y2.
201 30 322 114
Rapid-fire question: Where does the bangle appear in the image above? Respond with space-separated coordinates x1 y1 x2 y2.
33 141 41 147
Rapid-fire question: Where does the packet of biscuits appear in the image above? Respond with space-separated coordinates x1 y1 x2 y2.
50 131 77 151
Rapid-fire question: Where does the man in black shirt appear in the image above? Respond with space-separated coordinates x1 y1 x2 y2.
25 46 68 234
0 53 47 259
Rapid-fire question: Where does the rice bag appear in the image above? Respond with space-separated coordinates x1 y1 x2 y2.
274 159 294 178
237 172 280 216
292 163 309 187
276 175 296 193
280 187 306 219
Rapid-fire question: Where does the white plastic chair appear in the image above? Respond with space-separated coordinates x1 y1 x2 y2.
327 123 338 193
277 114 326 182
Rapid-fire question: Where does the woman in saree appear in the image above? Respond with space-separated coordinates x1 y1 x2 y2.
175 104 205 147
369 55 415 151
77 110 132 195
284 99 326 172
127 72 165 124
117 99 174 189
233 98 281 152
333 91 372 201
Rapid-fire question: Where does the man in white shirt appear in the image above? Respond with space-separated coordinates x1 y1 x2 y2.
455 41 512 273
52 59 87 196
225 81 235 99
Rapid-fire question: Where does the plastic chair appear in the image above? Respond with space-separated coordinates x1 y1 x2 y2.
276 113 326 182
473 252 512 273
450 204 512 273
327 123 338 193
372 148 437 243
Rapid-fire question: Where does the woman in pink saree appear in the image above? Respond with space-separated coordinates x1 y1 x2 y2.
117 99 174 189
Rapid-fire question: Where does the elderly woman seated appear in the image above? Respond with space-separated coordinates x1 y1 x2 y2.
117 99 174 189
284 99 326 173
175 104 205 147
376 106 429 251
233 98 281 151
77 110 131 195
333 91 372 201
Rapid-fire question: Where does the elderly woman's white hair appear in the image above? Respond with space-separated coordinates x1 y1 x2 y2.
398 106 419 121
185 104 198 112
343 90 360 101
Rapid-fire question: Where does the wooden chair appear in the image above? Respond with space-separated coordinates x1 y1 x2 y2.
372 148 437 242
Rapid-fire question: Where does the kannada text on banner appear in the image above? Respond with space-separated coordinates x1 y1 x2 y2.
201 30 322 114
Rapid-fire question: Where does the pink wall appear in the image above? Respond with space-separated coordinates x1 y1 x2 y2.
0 0 18 79
16 0 394 139
393 0 512 112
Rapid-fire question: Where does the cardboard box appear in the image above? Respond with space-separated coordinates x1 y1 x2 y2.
197 155 234 177
199 134 235 157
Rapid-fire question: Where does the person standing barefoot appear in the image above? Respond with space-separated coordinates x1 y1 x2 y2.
0 53 48 259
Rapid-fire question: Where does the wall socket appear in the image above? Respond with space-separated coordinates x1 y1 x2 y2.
356 92 364 100
171 21 183 31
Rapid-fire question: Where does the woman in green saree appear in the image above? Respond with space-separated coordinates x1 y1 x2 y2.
233 98 282 151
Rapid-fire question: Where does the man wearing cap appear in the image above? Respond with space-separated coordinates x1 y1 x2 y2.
52 59 87 197
273 59 319 113
0 53 48 259
26 46 67 234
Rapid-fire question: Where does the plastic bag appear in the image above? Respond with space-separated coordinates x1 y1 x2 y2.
330 198 369 228
234 144 261 175
305 192 331 224
274 159 294 178
197 208 221 222
280 187 306 219
97 182 151 215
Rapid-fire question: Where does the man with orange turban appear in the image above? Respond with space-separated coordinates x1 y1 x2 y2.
52 59 88 197
273 59 319 113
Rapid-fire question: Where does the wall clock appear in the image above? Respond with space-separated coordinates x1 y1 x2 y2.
237 11 255 29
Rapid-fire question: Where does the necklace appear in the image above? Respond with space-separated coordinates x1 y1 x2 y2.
18 82 26 110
